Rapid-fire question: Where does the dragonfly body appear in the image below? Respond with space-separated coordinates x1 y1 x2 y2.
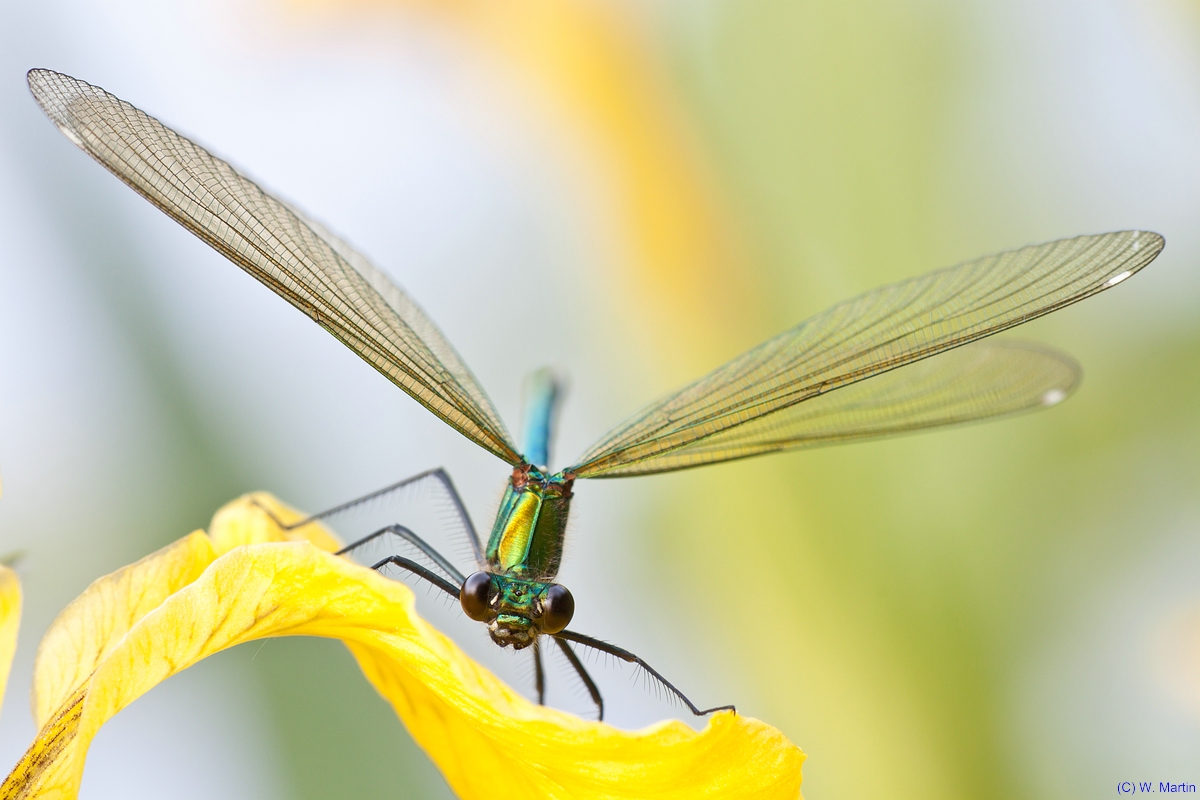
487 466 573 581
476 464 575 648
460 368 577 649
28 68 1163 718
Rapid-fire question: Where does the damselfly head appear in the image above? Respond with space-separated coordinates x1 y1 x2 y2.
465 572 575 647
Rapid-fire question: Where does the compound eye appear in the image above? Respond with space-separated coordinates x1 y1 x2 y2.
538 584 574 634
459 571 493 621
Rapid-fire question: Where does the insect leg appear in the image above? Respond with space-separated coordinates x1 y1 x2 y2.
551 636 604 721
554 629 734 717
256 467 484 563
369 555 461 601
533 637 546 706
422 468 483 564
338 525 466 585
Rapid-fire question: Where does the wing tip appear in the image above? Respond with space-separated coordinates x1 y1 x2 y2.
1104 228 1164 287
26 70 129 154
26 68 92 142
1124 228 1165 257
26 67 75 102
1130 228 1165 249
26 68 55 109
26 67 55 84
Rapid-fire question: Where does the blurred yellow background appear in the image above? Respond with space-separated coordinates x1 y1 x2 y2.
1 1 1198 798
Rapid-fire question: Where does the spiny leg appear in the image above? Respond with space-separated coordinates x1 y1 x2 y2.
552 636 604 721
370 555 461 601
254 467 484 563
338 524 465 585
532 637 546 706
554 629 734 718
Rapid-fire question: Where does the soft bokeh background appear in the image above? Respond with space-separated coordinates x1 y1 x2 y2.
1 0 1199 797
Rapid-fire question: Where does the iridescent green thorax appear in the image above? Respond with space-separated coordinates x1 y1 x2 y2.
480 464 575 648
486 464 574 580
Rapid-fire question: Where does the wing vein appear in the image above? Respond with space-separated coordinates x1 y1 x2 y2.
29 69 522 465
569 231 1159 477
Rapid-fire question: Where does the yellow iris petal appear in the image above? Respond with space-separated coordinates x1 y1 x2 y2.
31 531 216 727
0 564 20 718
207 494 342 555
3 495 803 799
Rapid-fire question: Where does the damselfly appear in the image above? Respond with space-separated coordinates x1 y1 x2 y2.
28 69 1162 720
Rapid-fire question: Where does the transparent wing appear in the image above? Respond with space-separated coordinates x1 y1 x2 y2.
570 230 1160 478
573 340 1077 476
28 69 521 465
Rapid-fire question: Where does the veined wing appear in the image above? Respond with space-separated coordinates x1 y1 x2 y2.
569 231 1160 478
28 69 521 465
571 340 1077 477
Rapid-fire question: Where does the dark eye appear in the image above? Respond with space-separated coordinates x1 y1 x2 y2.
459 571 493 621
538 584 574 633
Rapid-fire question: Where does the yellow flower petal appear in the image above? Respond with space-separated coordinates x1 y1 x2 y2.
31 493 334 726
208 492 341 555
31 531 216 727
0 564 21 718
5 497 803 799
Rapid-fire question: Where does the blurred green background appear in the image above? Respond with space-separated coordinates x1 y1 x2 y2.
1 1 1198 798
